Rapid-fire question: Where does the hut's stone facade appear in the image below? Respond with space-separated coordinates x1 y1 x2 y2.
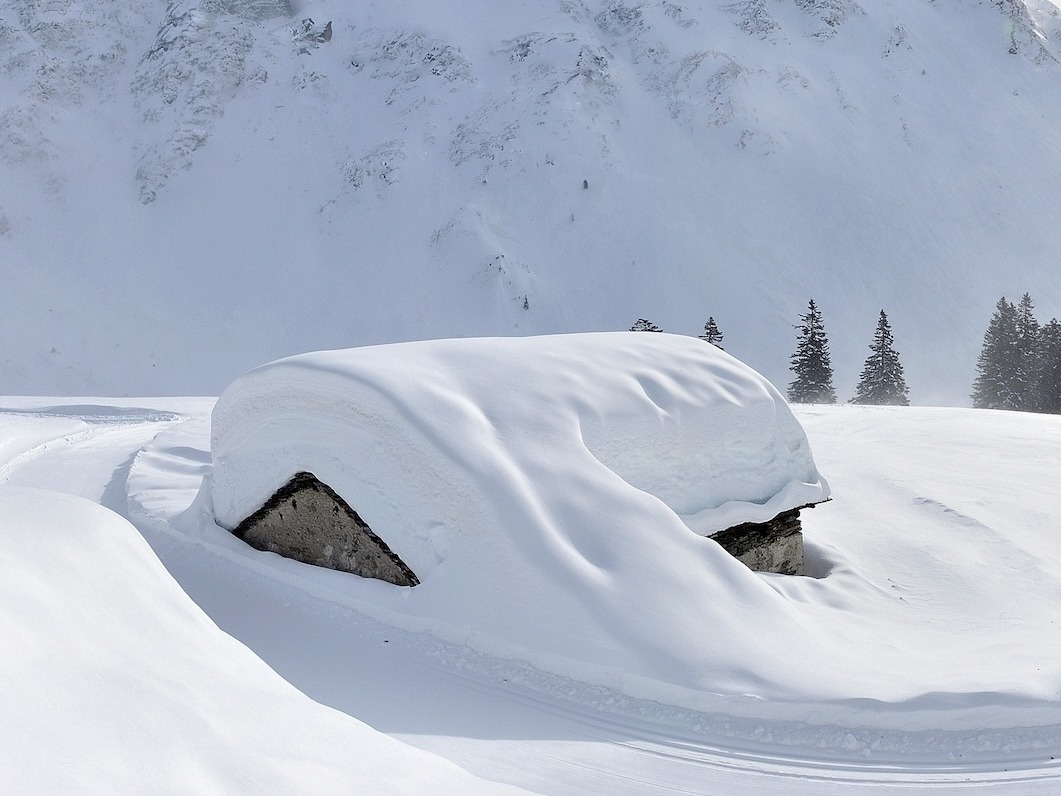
231 471 418 587
231 474 818 581
708 507 808 576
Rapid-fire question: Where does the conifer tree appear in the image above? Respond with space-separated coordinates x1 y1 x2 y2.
630 318 663 332
851 310 909 406
971 297 1021 410
1034 318 1061 414
699 317 724 349
787 299 837 404
1015 292 1041 410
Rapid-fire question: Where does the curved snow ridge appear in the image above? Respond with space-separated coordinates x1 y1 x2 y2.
205 332 839 706
0 486 527 794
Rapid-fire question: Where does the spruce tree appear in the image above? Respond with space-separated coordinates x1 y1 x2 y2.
971 297 1021 410
699 317 724 349
1034 318 1061 414
1015 292 1041 410
788 299 837 404
630 318 663 332
851 310 909 406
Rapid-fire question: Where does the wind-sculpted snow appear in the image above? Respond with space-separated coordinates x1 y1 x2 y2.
209 332 828 538
0 486 527 794
205 333 838 706
6 397 1061 790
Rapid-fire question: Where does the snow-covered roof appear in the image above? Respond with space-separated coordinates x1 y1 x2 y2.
206 332 830 701
209 332 828 574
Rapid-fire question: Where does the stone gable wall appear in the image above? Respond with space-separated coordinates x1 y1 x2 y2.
231 472 419 586
709 508 805 576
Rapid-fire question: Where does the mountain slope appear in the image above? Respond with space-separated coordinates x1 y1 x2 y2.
3 0 1061 402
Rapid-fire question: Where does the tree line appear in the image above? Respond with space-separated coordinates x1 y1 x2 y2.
632 302 910 406
971 293 1061 413
632 294 1061 413
786 300 909 406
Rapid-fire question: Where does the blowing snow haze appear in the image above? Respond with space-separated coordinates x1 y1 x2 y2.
3 0 1060 402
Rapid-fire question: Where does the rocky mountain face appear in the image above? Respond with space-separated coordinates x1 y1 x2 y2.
2 0 1060 402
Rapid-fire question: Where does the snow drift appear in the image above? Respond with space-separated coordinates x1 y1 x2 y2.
0 486 526 795
206 332 831 705
5 396 1061 790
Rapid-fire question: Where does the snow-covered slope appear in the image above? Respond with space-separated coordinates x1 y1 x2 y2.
3 397 1061 792
0 486 527 794
3 0 1061 402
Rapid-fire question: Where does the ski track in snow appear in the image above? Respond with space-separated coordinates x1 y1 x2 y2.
0 406 182 507
3 399 1061 793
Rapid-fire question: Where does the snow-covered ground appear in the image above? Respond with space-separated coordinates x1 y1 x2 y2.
0 486 526 795
3 380 1061 792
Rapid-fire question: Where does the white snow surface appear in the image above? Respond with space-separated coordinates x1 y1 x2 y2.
2 393 1061 792
207 332 828 707
0 486 525 795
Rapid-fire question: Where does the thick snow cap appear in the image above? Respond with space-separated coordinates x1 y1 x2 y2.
208 333 831 703
210 332 827 569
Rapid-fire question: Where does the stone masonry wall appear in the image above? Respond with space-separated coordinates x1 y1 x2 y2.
231 472 419 586
709 508 805 576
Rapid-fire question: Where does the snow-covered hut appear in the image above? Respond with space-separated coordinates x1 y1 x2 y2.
207 332 829 583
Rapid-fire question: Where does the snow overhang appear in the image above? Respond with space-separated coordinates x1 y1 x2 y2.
207 332 829 582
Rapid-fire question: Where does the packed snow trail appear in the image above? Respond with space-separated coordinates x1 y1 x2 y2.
0 402 185 509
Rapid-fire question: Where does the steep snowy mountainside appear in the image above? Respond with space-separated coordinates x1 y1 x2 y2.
2 0 1061 402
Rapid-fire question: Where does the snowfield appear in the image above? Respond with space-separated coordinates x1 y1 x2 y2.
2 345 1061 792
